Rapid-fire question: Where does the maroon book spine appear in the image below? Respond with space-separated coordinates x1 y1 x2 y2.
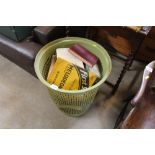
69 44 98 67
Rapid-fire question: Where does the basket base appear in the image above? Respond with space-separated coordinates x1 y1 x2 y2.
58 103 93 117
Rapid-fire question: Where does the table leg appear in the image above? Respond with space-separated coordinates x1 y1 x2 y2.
111 51 136 95
111 32 146 95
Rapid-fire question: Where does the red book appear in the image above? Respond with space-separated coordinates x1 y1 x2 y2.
69 44 98 67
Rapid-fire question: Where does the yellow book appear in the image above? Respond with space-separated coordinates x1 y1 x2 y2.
47 58 97 90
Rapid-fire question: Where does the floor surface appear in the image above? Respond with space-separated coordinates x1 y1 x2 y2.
0 55 144 128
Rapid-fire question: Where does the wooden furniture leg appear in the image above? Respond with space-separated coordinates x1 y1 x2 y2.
111 51 136 95
111 34 146 95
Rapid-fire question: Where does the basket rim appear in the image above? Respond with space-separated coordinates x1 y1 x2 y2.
34 37 112 94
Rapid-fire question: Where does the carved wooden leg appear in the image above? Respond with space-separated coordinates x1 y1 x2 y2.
65 26 71 37
111 51 136 95
112 34 146 95
114 101 130 128
85 26 97 40
85 26 94 39
85 27 90 38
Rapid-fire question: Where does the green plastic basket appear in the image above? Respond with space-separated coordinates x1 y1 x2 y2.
34 37 112 117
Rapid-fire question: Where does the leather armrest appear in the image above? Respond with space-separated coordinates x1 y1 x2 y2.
0 34 42 76
33 26 66 45
33 26 87 45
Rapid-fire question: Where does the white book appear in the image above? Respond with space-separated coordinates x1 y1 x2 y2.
56 48 84 69
86 64 101 78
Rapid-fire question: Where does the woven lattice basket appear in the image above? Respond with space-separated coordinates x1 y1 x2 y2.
34 37 112 117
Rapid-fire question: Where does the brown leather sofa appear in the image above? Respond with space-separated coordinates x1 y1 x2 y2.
0 26 87 76
0 33 42 76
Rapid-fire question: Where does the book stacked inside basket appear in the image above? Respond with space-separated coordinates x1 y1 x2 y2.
47 44 101 90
